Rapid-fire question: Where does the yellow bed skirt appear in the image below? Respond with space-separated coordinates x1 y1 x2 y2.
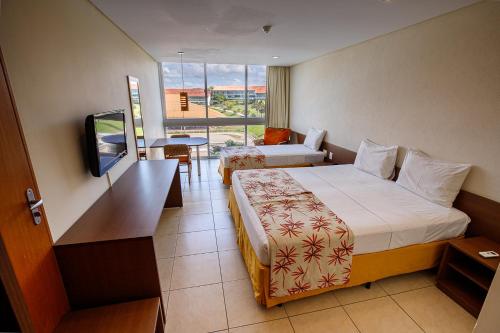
219 162 312 185
228 188 453 308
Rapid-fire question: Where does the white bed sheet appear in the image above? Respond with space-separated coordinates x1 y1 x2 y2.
231 164 470 265
220 144 324 167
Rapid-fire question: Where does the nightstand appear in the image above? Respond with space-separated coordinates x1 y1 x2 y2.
311 161 337 167
436 236 500 317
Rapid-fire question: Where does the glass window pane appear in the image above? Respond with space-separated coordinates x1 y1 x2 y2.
246 125 265 146
207 64 245 118
209 126 245 157
166 125 208 158
247 65 266 118
163 63 206 119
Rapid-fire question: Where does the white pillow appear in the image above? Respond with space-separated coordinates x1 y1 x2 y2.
396 150 471 208
353 139 398 179
303 128 326 151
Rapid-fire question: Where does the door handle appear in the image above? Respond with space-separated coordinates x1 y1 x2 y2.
29 199 44 211
26 188 43 225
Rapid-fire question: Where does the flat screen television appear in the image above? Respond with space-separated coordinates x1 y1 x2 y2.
85 110 128 177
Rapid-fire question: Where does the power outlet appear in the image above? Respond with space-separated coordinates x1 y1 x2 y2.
329 152 333 160
322 149 328 157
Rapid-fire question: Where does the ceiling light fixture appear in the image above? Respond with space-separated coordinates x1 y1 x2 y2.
272 56 280 59
178 51 189 113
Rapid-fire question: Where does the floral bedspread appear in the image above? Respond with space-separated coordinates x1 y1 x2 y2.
236 169 354 298
221 146 266 172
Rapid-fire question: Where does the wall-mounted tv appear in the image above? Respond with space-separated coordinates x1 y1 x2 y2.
85 110 128 177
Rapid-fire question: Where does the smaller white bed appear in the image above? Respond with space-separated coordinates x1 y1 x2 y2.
219 144 325 184
220 144 324 167
232 164 470 265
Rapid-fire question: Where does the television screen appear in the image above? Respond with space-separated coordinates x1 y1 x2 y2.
86 110 128 177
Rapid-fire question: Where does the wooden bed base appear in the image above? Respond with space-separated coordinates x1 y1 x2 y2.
219 162 313 185
228 187 458 308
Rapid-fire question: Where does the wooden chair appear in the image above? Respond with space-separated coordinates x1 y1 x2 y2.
170 134 192 154
164 144 192 183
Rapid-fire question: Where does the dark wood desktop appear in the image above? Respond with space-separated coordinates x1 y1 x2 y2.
55 160 182 318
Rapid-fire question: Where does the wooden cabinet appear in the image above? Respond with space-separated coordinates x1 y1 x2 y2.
55 160 182 316
436 237 500 317
55 298 163 333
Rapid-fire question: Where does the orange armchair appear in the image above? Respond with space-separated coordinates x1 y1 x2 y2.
254 128 291 146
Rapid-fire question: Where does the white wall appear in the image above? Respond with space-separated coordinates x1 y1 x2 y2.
290 2 500 201
0 0 164 240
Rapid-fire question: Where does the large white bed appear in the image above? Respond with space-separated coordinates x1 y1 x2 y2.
232 164 470 265
220 144 325 167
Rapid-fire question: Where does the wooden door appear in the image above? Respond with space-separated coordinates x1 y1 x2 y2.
0 50 69 332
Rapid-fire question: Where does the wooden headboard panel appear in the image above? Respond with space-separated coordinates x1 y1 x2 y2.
292 130 500 243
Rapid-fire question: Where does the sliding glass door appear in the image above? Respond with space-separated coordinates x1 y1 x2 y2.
161 63 266 158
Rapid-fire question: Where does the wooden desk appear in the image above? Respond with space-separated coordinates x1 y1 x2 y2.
55 298 163 333
55 160 182 314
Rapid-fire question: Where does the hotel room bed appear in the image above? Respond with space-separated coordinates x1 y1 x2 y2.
229 164 470 307
219 144 325 185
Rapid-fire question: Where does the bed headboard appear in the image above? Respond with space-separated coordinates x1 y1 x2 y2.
291 130 500 243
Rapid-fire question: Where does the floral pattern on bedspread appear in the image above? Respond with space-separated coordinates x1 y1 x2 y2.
221 146 265 173
236 169 354 298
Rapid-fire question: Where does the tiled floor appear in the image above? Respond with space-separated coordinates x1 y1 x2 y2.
154 159 476 333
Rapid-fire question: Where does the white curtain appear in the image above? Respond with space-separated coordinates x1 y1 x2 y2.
265 66 290 128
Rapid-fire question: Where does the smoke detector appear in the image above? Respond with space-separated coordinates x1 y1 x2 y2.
262 25 272 34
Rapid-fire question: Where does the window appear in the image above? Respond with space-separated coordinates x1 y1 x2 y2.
162 63 266 158
247 65 266 118
207 64 245 118
163 63 206 119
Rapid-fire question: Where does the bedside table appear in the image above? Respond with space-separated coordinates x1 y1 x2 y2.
311 161 337 167
436 236 500 317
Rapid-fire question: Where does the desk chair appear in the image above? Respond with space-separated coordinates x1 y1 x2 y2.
164 144 192 183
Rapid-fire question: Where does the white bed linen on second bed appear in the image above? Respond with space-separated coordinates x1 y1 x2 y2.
231 164 470 265
220 144 324 167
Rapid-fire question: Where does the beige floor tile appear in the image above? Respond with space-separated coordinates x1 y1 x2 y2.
392 286 476 333
154 233 177 258
178 213 214 233
166 284 227 333
212 199 230 213
170 252 221 289
183 181 210 192
162 291 169 317
224 279 287 327
284 291 340 316
175 230 217 256
158 258 174 291
209 181 228 190
162 207 182 218
334 282 386 305
182 191 212 203
179 201 212 215
344 296 422 333
378 271 435 295
229 319 294 333
289 307 358 333
213 212 234 229
211 189 229 200
216 228 238 251
156 215 180 236
219 249 248 282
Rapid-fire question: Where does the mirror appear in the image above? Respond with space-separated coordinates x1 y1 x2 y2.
127 76 146 159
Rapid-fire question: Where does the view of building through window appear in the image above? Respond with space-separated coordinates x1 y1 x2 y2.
162 63 266 158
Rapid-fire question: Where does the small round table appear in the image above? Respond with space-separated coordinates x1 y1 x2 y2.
150 137 208 176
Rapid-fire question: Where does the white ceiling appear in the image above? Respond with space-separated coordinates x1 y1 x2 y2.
91 0 478 65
